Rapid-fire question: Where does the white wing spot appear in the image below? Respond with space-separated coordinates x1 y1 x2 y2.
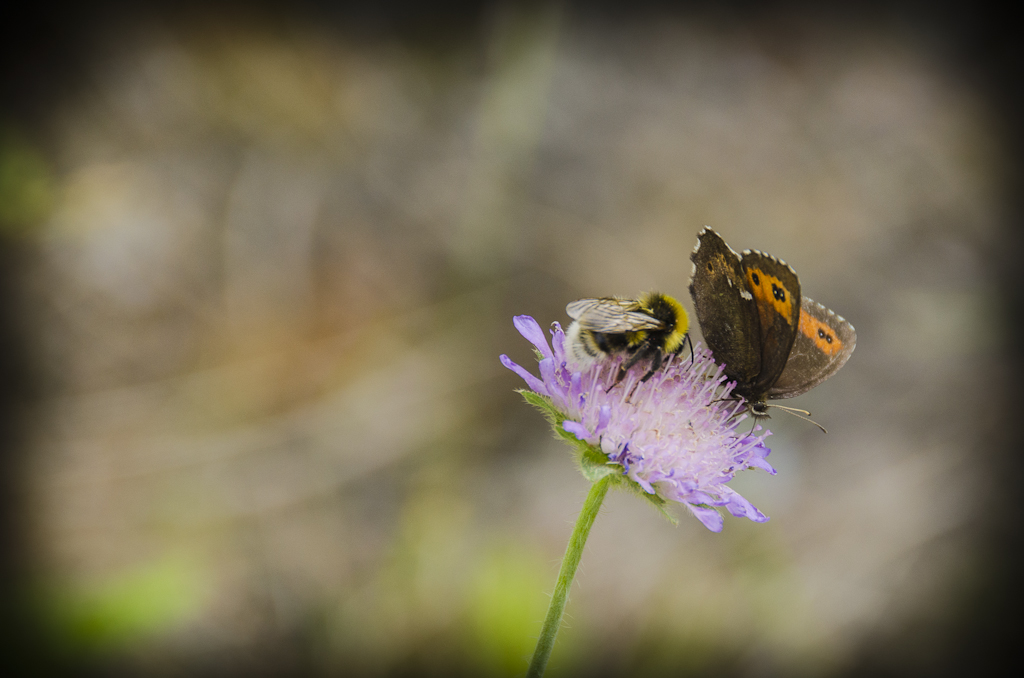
740 290 753 300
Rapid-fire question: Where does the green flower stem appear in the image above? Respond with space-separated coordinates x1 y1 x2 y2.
527 474 612 678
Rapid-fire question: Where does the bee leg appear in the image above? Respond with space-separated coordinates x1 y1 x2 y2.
620 354 655 401
638 350 664 383
607 364 630 391
686 334 694 364
624 380 637 400
608 346 646 392
617 352 655 401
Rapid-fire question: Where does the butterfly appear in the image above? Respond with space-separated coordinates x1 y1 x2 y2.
688 227 856 430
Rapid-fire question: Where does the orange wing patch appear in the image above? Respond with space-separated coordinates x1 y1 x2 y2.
798 310 845 355
745 267 795 324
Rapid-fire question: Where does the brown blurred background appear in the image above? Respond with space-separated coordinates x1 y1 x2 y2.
1 2 1020 676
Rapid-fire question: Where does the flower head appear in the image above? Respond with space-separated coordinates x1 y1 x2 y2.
500 315 776 532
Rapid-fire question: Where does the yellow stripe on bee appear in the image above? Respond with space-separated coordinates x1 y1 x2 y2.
664 331 687 354
639 293 689 354
625 330 648 347
745 268 795 323
798 310 844 355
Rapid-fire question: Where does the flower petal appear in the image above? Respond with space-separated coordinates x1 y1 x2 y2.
630 472 655 494
721 487 767 521
563 420 591 440
513 316 552 360
595 404 611 436
746 455 777 475
550 322 566 364
689 505 724 532
745 440 777 475
499 354 549 396
538 358 560 396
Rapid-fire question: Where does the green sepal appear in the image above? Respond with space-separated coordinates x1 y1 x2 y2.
579 447 618 482
517 389 679 525
517 390 564 427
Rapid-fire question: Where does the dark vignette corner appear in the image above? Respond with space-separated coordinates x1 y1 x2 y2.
1 2 1022 676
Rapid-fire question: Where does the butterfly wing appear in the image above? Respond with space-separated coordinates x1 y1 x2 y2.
767 296 856 399
738 249 802 396
689 227 762 386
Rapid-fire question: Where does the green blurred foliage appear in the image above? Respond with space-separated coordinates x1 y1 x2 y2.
40 556 205 654
0 128 54 234
466 544 550 675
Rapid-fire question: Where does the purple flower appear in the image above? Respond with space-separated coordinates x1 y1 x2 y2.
501 315 776 532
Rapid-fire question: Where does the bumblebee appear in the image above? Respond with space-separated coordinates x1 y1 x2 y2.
565 292 691 388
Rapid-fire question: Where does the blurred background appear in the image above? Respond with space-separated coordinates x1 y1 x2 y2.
1 2 1020 676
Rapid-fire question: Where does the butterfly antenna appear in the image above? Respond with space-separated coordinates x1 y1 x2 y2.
686 334 694 364
766 403 828 433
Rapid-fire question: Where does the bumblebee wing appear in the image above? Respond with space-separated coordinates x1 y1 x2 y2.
566 298 664 332
566 298 613 320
